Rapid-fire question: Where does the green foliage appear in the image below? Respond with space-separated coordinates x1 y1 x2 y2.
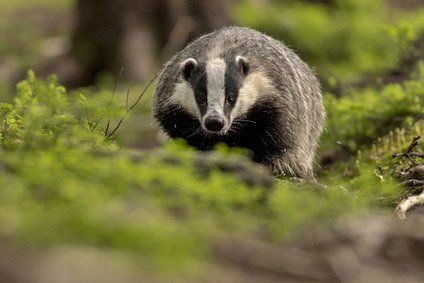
323 73 424 153
269 166 400 240
0 75 404 275
0 71 122 151
233 0 424 82
371 120 424 178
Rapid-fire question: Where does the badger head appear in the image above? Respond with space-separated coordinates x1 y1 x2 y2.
171 56 266 135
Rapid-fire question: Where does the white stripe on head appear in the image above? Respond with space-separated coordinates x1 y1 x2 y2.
170 81 200 119
205 58 226 115
230 71 272 120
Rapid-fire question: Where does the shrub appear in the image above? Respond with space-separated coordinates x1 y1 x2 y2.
371 120 424 179
323 72 424 154
0 71 125 151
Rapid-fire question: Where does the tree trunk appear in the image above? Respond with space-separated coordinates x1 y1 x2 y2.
43 0 233 88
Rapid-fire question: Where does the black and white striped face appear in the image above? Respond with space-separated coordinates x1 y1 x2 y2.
171 56 254 134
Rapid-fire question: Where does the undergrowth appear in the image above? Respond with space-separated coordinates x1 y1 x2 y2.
0 72 410 275
323 69 424 154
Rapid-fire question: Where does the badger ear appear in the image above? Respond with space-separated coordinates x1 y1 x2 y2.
180 58 198 81
235 56 249 76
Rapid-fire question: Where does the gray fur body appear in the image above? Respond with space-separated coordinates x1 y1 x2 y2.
153 26 325 179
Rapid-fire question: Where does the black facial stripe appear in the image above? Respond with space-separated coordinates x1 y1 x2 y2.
157 104 220 150
157 98 290 163
190 64 208 116
224 59 242 114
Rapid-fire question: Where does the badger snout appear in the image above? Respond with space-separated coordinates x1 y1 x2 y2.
201 111 228 134
204 115 225 132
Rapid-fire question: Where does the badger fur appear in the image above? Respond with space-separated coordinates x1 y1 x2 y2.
153 26 325 179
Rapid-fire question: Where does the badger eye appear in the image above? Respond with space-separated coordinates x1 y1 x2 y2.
227 95 235 104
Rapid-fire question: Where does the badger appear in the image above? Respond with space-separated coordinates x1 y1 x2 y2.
153 26 325 179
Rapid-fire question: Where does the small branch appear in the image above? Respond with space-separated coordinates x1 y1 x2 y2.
127 72 159 113
407 136 420 152
125 89 130 110
396 190 424 220
105 67 124 137
105 72 159 139
86 115 92 131
91 114 105 131
406 152 424 158
105 118 125 139
401 179 424 188
392 136 424 218
392 136 421 158
391 136 423 169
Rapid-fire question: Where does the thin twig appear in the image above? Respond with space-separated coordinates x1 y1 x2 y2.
406 152 424 158
401 179 424 188
105 67 124 137
392 136 421 158
392 136 423 167
407 136 420 153
394 136 424 219
105 118 125 139
105 72 159 139
91 114 105 131
128 72 159 113
125 89 130 110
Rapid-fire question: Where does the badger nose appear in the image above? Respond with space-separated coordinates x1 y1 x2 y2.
204 115 225 132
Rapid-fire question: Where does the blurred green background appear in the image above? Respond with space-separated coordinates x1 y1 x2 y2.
0 1 423 282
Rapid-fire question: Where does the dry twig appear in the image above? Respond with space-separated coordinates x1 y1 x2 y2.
105 67 124 137
392 136 422 159
396 190 424 220
105 72 159 139
394 136 424 219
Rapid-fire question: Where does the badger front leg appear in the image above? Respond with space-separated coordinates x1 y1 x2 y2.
268 151 315 180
